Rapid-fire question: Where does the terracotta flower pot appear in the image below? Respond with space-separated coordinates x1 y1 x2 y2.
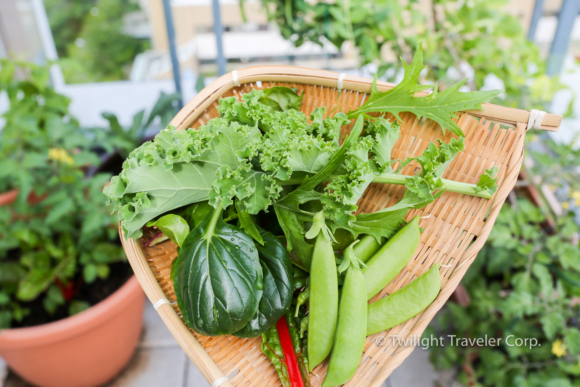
0 276 145 387
0 189 18 206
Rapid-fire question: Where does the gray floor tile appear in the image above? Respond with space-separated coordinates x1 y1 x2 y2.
0 358 7 387
109 347 187 387
185 361 211 387
388 347 438 387
140 302 180 349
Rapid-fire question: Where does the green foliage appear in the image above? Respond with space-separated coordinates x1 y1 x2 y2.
46 0 148 83
261 0 565 109
44 0 95 58
100 92 180 159
430 198 580 386
348 45 501 137
0 60 124 328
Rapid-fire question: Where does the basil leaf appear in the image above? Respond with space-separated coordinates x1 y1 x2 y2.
233 229 293 338
146 214 189 247
172 207 263 336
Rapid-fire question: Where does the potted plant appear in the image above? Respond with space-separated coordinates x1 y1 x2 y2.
428 134 580 386
0 60 145 387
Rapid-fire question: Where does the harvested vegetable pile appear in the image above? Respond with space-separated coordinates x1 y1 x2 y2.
105 46 501 387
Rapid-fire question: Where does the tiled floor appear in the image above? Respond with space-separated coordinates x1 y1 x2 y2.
1 302 444 387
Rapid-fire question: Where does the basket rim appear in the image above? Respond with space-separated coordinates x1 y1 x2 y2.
170 65 561 132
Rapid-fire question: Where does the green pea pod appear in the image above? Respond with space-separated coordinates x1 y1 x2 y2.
307 212 339 371
353 234 382 263
323 243 367 387
367 264 441 336
363 216 420 300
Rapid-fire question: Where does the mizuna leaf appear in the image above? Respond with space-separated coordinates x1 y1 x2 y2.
348 44 502 137
171 207 263 336
233 229 293 338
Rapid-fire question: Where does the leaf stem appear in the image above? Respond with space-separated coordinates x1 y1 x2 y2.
276 174 492 199
206 206 224 239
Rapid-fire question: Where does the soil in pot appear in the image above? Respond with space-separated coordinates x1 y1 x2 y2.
12 261 134 328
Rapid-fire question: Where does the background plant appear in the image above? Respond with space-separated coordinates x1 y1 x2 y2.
260 0 568 110
427 133 580 386
45 0 148 83
428 195 580 387
0 60 125 328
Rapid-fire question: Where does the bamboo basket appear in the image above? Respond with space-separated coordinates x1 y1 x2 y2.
120 66 562 387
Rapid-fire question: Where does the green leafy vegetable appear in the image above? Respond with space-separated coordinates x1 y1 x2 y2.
474 166 500 197
104 118 264 239
274 115 364 268
233 229 293 338
348 45 502 137
171 207 263 336
258 86 304 112
236 200 264 245
146 214 189 247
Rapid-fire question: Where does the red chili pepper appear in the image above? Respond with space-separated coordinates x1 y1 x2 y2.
276 316 305 387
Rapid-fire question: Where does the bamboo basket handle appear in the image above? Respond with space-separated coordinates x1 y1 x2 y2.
170 66 561 133
119 227 234 387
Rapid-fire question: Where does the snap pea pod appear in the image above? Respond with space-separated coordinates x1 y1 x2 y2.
322 243 367 387
367 264 441 336
363 217 420 300
353 234 383 263
307 212 339 371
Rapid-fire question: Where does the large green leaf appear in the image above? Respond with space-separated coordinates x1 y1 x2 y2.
105 121 263 239
233 229 293 338
348 45 502 137
172 208 263 336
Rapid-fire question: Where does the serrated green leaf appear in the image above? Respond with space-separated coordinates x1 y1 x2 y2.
540 312 565 339
348 45 502 137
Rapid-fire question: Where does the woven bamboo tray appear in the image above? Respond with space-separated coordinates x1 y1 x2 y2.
120 66 562 387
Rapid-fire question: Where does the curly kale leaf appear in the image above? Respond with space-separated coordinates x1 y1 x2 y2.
348 44 502 137
104 120 263 239
365 117 401 173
